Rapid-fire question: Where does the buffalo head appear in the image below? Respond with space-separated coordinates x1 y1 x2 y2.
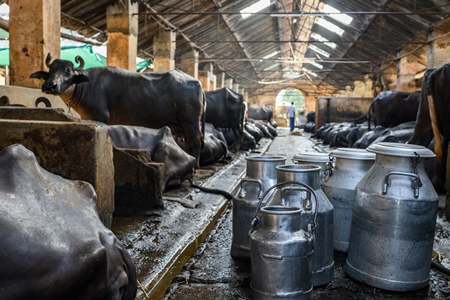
30 53 90 95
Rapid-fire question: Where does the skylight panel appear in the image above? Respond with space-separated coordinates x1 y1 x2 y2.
302 67 318 77
316 18 344 36
263 51 279 59
322 4 353 26
264 63 280 71
308 45 330 58
308 61 323 69
241 0 271 19
311 33 337 49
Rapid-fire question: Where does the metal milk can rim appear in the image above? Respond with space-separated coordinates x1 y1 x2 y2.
367 142 435 158
246 155 286 162
276 164 322 173
261 205 303 215
331 148 376 160
292 152 329 163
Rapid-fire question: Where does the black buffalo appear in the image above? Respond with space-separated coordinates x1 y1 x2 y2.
408 65 450 214
368 91 420 130
247 105 273 122
205 87 245 152
106 125 196 190
30 53 205 168
409 66 449 162
0 144 136 300
244 122 263 144
218 127 256 151
200 133 229 166
247 118 275 139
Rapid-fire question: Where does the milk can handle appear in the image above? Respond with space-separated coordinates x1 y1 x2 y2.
280 186 313 211
382 171 423 198
324 154 334 178
239 178 264 199
249 181 318 233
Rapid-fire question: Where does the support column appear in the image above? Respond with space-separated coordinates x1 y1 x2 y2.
363 74 374 98
225 78 233 89
106 0 138 71
179 49 198 79
428 27 450 68
233 83 240 93
217 72 225 89
396 51 417 92
353 80 365 97
9 0 60 88
153 30 176 72
199 63 216 91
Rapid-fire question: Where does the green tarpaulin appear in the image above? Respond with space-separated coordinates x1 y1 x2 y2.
0 44 151 71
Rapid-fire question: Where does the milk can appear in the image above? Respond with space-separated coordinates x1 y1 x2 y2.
266 164 334 286
291 151 331 182
231 155 286 259
321 148 375 252
346 142 438 291
250 182 318 300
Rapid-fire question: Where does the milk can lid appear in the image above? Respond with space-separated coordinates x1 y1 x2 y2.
292 151 329 163
366 142 436 158
331 148 375 160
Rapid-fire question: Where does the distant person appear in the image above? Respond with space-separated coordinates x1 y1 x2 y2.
287 102 296 131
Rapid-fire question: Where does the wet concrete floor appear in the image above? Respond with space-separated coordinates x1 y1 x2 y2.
115 128 450 299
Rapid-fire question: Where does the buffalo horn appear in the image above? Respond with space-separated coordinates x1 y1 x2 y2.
75 55 85 69
45 53 52 68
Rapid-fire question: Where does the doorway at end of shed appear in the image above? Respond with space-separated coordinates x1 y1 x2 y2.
275 88 305 127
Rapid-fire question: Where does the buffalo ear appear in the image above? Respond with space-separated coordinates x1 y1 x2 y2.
30 71 49 80
72 73 90 84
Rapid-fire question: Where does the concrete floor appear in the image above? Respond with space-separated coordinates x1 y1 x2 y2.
114 127 450 299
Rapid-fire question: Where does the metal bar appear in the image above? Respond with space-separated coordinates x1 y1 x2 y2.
133 11 450 16
190 40 426 44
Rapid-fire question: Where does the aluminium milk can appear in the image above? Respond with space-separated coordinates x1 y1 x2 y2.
250 182 318 300
321 148 375 252
266 164 334 286
292 151 331 182
345 142 438 292
231 155 286 259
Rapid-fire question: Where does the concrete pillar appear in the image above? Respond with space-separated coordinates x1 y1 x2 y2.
239 87 245 96
179 49 198 79
153 30 176 71
233 83 240 93
199 63 215 91
217 72 225 89
428 27 450 68
364 74 374 98
106 0 138 71
353 80 365 97
304 95 315 114
397 51 417 92
345 85 352 97
225 78 233 89
244 91 248 102
9 0 60 88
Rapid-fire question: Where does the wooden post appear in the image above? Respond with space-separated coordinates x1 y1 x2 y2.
9 0 60 88
106 0 138 71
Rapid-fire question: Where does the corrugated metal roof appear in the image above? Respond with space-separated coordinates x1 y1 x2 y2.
5 0 450 97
